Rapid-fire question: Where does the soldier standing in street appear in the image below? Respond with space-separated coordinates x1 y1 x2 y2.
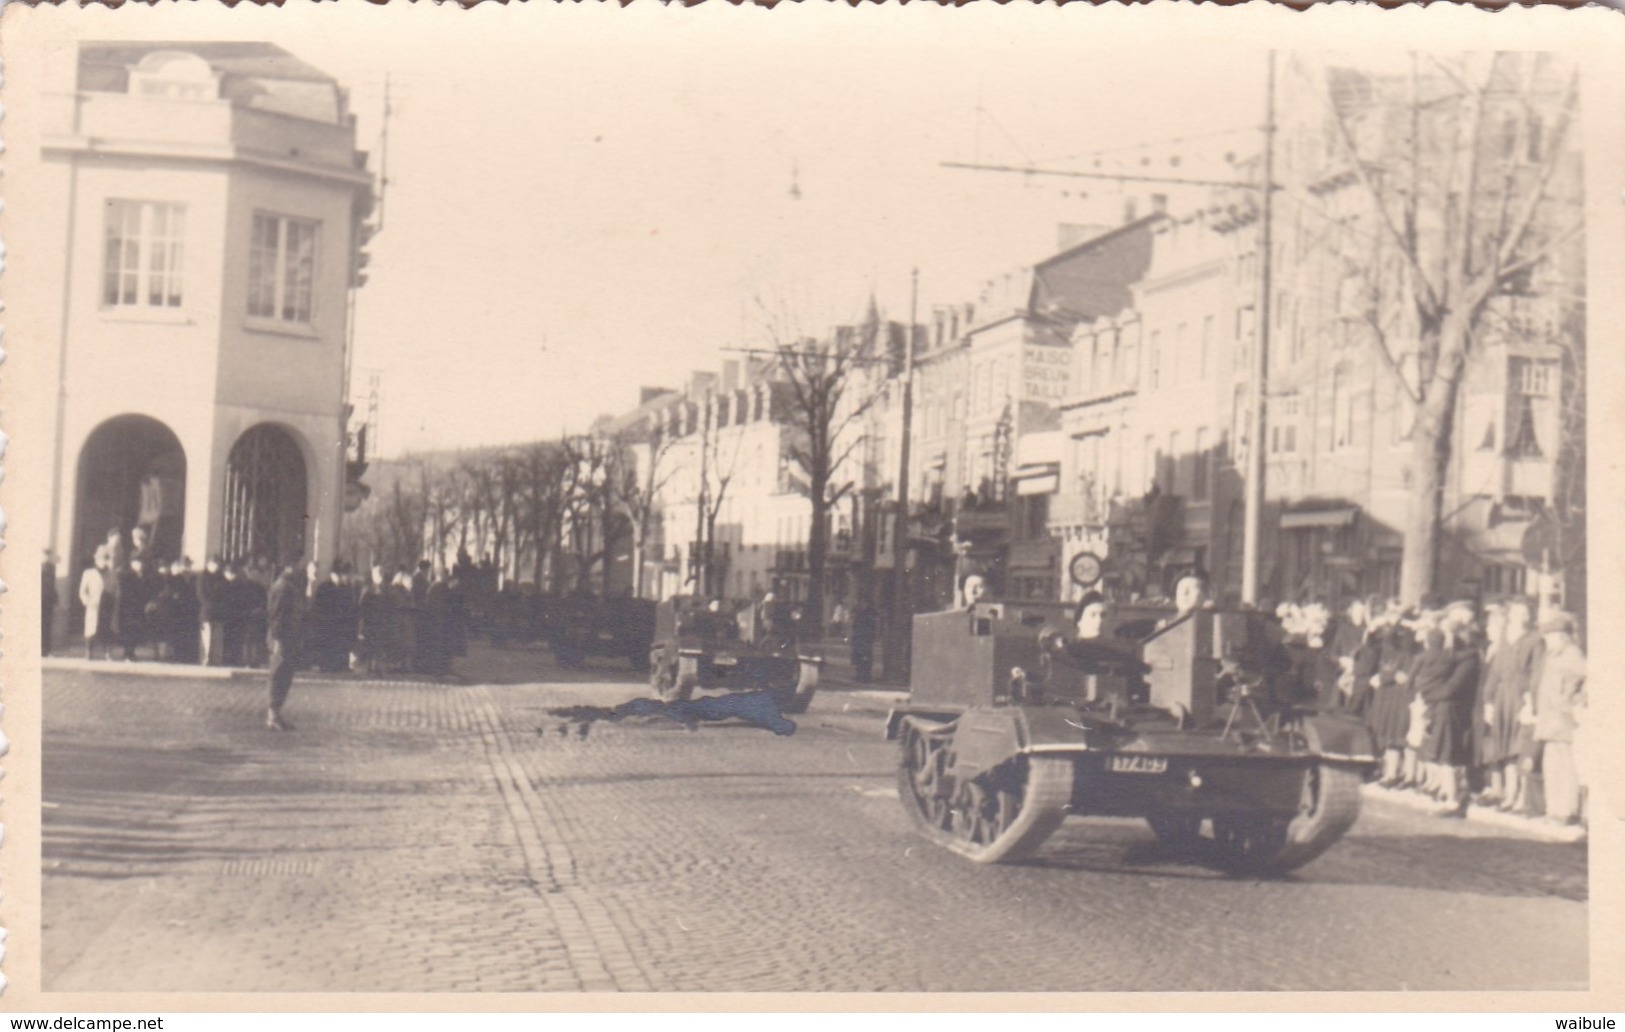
266 563 307 731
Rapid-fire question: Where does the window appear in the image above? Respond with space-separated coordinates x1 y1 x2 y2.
1332 369 1355 450
1148 331 1162 390
1506 358 1556 458
1193 427 1209 500
1484 563 1528 597
248 212 319 324
103 201 186 309
1271 393 1300 455
1144 434 1157 492
1174 323 1188 385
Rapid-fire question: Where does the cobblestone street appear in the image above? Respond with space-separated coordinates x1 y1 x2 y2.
42 649 1589 994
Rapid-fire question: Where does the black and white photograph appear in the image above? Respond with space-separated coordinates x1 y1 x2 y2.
2 0 1621 1009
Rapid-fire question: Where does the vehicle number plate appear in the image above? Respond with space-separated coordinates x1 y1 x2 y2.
1109 755 1168 775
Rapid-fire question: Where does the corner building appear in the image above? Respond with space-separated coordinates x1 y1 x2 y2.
35 43 373 600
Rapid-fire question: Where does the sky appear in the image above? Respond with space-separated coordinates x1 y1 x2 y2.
22 3 1278 456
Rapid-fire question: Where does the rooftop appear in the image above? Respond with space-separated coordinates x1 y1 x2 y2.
78 41 349 125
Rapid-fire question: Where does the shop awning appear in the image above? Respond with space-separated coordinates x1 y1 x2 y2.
1280 507 1359 530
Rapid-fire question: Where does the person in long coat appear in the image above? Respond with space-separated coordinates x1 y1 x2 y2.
168 561 202 664
79 548 113 660
310 567 356 673
113 558 151 661
1364 604 1414 785
1417 604 1481 814
1531 612 1586 824
265 565 307 731
1346 595 1386 717
357 566 395 676
1483 598 1542 813
197 558 227 666
220 563 256 667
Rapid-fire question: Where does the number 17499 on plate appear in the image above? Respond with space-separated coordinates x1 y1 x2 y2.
1109 755 1169 774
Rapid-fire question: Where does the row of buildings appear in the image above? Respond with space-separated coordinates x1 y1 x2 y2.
605 53 1585 637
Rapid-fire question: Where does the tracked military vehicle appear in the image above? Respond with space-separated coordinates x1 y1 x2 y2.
649 595 823 714
885 597 1377 873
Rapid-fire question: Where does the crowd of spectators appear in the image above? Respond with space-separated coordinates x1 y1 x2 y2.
52 535 652 679
1273 592 1588 828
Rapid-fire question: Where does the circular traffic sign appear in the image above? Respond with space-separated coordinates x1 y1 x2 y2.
1068 551 1104 588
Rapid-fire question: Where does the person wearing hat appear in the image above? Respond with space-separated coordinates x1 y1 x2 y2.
1531 611 1586 825
1171 568 1211 621
1414 600 1481 815
1062 590 1149 705
1365 599 1417 787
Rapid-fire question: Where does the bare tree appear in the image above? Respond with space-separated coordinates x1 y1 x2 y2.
515 441 569 589
606 421 677 599
1317 52 1581 602
760 300 890 635
561 435 622 592
694 402 745 599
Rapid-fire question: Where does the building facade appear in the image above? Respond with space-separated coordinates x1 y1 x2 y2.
35 42 373 626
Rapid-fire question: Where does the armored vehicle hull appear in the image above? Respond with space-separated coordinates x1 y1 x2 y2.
551 596 657 671
649 596 823 714
887 601 1376 873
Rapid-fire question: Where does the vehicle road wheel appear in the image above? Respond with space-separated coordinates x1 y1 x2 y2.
651 658 675 697
1272 763 1363 872
898 719 955 834
898 721 1069 866
780 660 820 716
949 755 1071 864
669 656 699 702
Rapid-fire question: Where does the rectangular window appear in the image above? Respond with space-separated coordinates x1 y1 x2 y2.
1272 393 1300 455
1174 324 1188 385
1148 331 1162 390
248 212 319 324
103 200 186 308
1144 434 1157 491
1333 372 1355 450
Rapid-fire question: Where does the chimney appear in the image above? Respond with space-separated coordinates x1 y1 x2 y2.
721 359 741 394
688 370 717 397
1150 193 1169 215
1122 198 1139 224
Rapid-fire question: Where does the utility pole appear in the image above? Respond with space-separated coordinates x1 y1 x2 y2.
890 269 920 676
1241 50 1277 607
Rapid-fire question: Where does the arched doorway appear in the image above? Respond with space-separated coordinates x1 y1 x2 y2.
74 414 187 571
222 424 308 567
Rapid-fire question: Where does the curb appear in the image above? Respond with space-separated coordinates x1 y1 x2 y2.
1359 783 1587 842
43 657 235 680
